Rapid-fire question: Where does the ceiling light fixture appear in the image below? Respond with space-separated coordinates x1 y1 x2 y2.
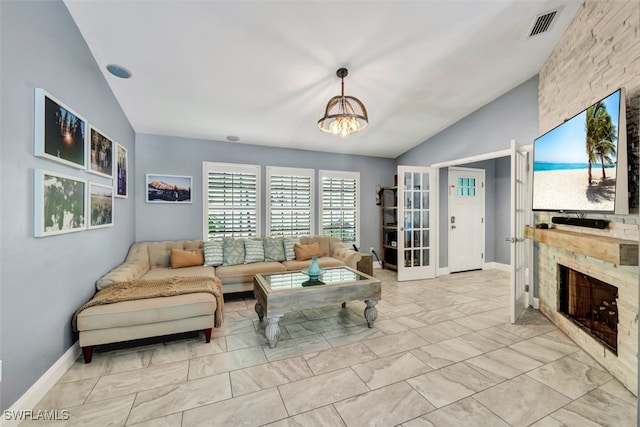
318 68 368 137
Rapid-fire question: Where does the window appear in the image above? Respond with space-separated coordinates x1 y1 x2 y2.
267 167 314 237
203 162 260 239
457 176 477 197
319 170 359 245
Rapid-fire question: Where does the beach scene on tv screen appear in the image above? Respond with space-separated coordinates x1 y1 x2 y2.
533 90 620 212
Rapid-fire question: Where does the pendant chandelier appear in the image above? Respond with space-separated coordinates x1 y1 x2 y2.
317 68 368 137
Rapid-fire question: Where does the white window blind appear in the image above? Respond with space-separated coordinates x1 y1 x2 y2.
319 170 360 245
267 167 314 237
203 162 260 239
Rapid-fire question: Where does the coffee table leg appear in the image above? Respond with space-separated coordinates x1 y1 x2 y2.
364 300 378 328
265 317 282 348
255 302 264 321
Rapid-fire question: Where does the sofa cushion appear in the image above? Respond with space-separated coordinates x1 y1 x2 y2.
141 266 216 281
203 240 223 266
123 242 151 269
281 256 345 271
170 248 204 268
283 237 300 261
223 238 245 265
294 242 323 261
76 293 217 331
244 239 265 263
96 260 149 290
263 237 286 262
215 261 286 285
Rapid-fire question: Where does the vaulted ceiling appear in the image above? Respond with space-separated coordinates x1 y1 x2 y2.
64 0 583 158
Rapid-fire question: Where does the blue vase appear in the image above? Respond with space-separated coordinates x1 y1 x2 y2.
307 255 321 278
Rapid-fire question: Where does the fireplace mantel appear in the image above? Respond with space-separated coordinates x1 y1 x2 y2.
525 226 638 266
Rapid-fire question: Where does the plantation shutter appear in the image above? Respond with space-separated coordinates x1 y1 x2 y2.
267 167 314 237
320 170 360 244
204 163 260 239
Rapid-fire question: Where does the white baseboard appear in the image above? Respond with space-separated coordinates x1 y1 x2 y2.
532 297 540 309
2 342 80 427
483 262 511 272
437 267 450 277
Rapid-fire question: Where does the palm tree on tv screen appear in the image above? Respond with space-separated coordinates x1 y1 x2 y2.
585 101 616 184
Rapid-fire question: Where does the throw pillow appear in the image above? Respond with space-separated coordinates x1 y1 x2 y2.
203 240 223 266
263 237 286 262
223 238 245 266
294 242 323 261
283 237 300 261
170 248 204 268
244 239 265 264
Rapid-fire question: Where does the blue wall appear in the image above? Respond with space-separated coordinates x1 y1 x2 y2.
0 1 541 411
396 76 538 270
397 76 539 166
134 133 396 256
0 1 135 410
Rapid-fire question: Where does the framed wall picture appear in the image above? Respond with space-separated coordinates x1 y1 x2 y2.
34 169 86 237
34 88 87 169
87 126 114 178
146 174 192 203
115 143 128 198
88 182 114 229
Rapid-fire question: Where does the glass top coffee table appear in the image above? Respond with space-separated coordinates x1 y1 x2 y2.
253 266 381 348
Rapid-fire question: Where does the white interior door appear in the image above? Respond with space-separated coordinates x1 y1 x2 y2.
509 139 530 323
448 168 484 273
397 166 436 281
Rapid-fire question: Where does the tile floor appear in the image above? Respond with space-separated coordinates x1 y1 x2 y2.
24 269 637 426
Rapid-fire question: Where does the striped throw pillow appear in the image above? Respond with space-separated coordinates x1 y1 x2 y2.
283 237 300 261
203 240 223 266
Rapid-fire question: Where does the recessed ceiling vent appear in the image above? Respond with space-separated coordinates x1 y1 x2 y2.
528 9 559 37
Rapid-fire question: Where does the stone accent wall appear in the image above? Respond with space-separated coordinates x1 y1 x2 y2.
539 0 640 213
537 0 640 395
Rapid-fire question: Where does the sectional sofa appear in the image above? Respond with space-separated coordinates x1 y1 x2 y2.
74 236 364 362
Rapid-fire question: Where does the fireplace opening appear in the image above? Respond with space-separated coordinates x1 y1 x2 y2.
558 265 618 354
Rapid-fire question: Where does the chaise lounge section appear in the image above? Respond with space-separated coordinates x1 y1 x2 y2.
74 240 222 363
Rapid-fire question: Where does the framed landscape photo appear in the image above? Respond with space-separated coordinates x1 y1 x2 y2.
34 169 86 237
34 88 87 169
88 183 114 229
115 143 128 198
146 174 192 203
88 126 114 178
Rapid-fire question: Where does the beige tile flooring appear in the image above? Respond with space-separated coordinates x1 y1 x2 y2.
24 269 637 426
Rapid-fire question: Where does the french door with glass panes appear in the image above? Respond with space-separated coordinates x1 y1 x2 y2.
397 166 436 281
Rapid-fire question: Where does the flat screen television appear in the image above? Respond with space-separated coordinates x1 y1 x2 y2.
532 88 628 214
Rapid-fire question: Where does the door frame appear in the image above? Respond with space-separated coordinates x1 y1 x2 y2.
431 148 515 277
447 167 485 273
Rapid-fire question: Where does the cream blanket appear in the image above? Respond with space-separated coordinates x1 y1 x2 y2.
73 276 224 331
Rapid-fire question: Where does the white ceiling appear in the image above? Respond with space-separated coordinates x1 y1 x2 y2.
64 0 583 159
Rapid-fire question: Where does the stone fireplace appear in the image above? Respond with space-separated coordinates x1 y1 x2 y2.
528 222 638 396
558 265 618 354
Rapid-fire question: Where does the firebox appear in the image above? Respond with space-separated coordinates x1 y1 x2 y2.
558 265 618 354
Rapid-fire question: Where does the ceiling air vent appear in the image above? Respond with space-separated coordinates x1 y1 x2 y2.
528 9 559 37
